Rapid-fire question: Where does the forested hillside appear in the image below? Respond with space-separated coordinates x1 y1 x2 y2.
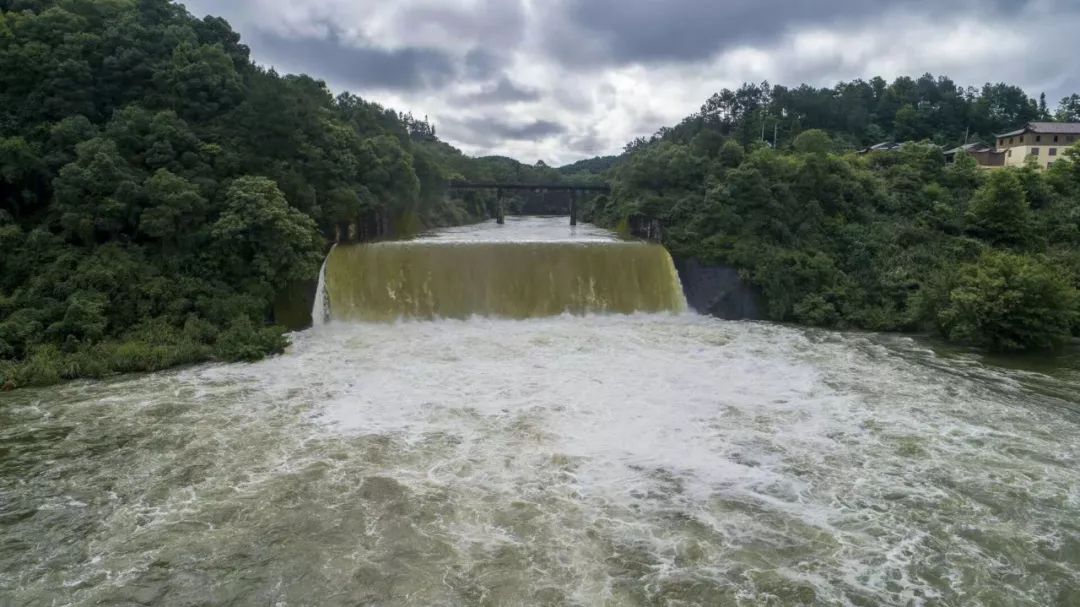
3 0 1078 389
590 80 1080 351
625 76 1078 153
558 155 621 181
0 0 559 388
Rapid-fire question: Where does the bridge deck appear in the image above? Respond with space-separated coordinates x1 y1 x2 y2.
447 181 609 226
448 181 610 193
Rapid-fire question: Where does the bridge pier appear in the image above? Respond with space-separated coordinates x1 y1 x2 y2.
446 181 610 227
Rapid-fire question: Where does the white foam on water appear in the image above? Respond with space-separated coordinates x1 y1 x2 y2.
311 250 331 326
230 316 1080 604
3 218 1079 605
3 315 1079 605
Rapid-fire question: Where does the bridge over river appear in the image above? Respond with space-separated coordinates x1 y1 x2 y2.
448 181 611 226
334 181 612 241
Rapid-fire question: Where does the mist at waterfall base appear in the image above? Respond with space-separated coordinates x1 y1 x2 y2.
2 218 1079 605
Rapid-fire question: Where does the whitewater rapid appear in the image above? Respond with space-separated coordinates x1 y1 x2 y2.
1 219 1078 606
3 315 1078 605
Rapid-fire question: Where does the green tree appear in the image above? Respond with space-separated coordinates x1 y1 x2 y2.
210 176 323 292
893 104 921 141
792 129 832 155
0 136 44 215
139 168 205 243
967 170 1032 246
0 0 509 387
601 77 1080 352
936 252 1078 351
160 42 243 120
1056 94 1080 122
46 290 108 344
619 142 704 192
52 137 142 243
717 139 745 168
323 186 366 227
690 129 725 158
357 134 421 213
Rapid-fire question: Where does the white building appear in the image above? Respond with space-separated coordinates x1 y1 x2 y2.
995 122 1080 169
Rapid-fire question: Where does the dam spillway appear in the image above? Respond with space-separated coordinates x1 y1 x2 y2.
320 217 686 322
4 216 1079 605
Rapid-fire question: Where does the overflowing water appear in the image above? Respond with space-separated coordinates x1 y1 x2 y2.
323 216 685 322
312 252 331 327
2 219 1079 606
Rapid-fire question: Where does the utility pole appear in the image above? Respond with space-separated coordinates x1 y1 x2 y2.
773 121 779 149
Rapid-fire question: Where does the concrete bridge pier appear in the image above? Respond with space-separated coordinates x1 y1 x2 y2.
446 181 611 228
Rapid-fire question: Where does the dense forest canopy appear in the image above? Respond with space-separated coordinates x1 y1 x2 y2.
624 76 1080 154
0 0 583 388
589 78 1080 352
2 0 1078 388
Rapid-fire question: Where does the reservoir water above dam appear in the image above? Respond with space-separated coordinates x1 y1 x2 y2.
2 218 1078 605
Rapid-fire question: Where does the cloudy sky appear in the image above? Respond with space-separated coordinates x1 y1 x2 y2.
181 0 1076 165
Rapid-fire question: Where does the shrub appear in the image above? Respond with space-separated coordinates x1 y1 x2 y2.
792 129 832 155
793 294 840 327
936 251 1079 351
10 345 64 387
213 316 288 362
967 170 1033 247
717 140 746 168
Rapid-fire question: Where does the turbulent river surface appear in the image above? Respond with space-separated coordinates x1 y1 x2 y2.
2 218 1080 606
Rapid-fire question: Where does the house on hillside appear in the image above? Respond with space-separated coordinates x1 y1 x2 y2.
995 122 1080 169
943 142 1004 167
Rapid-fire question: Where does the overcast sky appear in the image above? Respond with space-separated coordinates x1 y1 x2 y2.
181 0 1076 166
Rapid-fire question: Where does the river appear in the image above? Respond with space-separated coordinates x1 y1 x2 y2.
2 218 1078 606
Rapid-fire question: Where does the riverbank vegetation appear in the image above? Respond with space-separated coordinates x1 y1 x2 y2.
0 0 576 388
588 78 1080 352
3 3 1078 388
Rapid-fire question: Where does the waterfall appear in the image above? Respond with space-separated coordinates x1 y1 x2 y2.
321 241 687 322
311 251 331 326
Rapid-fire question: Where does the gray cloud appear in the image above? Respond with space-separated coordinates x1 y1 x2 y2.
178 0 1080 164
488 78 542 103
464 48 505 79
485 118 567 140
562 127 607 156
441 116 567 147
470 116 570 140
457 77 542 105
389 0 527 49
583 0 1028 63
248 27 456 91
543 0 1033 66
